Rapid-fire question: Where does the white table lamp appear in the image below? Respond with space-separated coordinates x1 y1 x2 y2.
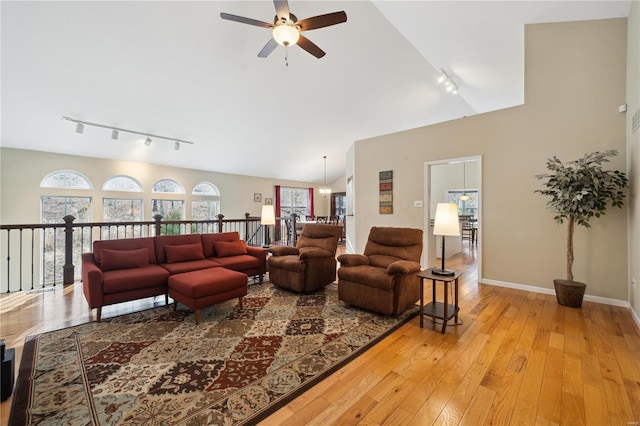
261 205 275 247
432 202 460 276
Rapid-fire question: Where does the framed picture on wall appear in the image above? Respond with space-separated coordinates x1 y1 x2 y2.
254 193 262 202
265 198 273 205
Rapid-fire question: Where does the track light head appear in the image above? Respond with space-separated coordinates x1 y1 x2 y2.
145 136 152 146
174 141 180 151
75 123 84 134
111 129 119 140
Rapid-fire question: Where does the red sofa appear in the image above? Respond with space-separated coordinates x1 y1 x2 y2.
81 232 266 321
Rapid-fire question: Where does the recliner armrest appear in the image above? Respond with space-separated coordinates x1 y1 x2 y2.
269 246 300 256
299 247 333 259
386 260 422 275
337 254 370 267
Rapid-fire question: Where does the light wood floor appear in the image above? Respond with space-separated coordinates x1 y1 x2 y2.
1 246 639 425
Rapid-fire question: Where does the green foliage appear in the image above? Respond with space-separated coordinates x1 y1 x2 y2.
534 150 628 229
162 210 183 235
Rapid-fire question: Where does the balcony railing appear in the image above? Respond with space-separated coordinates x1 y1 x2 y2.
0 213 299 293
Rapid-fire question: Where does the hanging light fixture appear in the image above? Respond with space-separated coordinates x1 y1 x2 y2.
459 161 471 201
272 19 300 46
145 136 152 146
319 155 331 197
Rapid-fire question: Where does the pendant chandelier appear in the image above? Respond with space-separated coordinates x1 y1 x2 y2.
319 155 331 197
459 161 471 201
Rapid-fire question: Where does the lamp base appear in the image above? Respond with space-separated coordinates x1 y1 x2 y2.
431 268 455 276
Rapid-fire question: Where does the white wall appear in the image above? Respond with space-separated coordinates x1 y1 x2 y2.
351 18 630 303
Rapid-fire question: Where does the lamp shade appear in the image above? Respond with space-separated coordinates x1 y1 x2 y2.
433 203 460 236
272 24 300 46
261 205 276 225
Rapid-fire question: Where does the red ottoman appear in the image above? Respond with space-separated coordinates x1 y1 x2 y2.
168 268 247 325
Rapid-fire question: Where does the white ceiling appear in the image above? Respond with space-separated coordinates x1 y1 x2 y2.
1 1 632 185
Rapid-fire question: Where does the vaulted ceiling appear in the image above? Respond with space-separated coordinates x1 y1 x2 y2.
1 1 632 184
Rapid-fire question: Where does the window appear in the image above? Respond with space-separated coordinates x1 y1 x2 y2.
103 175 143 192
40 196 92 283
192 182 220 196
152 179 184 194
280 187 310 217
192 182 220 221
152 199 184 235
447 190 478 217
41 170 91 189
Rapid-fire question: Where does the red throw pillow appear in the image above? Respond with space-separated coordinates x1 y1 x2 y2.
165 243 205 263
213 241 247 257
100 248 149 271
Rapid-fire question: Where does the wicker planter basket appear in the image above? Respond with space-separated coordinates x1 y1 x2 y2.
553 279 586 308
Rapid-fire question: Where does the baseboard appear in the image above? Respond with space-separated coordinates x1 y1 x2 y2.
480 278 629 307
630 306 640 333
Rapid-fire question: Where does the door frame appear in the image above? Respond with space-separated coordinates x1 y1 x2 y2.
423 155 482 280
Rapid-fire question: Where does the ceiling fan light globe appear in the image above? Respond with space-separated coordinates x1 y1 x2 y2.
273 24 299 46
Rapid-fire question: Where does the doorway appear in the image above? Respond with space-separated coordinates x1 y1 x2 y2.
424 156 482 280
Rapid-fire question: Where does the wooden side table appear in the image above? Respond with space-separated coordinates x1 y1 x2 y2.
417 268 462 333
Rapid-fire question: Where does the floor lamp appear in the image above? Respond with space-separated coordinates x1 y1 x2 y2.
432 202 460 276
261 205 275 248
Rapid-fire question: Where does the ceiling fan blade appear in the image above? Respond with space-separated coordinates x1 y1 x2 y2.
258 38 279 58
273 0 290 20
220 12 273 28
297 11 347 31
297 35 325 58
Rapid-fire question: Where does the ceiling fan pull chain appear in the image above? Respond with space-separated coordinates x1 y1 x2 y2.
285 45 289 67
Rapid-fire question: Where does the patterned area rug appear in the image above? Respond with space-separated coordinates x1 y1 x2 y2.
10 282 418 425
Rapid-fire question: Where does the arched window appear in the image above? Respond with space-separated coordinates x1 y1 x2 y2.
103 175 143 192
192 182 220 196
40 170 92 189
152 179 184 194
192 181 220 221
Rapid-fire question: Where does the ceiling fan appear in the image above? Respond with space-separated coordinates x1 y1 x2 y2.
220 0 347 59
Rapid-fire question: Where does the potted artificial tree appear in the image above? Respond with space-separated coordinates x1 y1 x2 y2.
535 150 628 308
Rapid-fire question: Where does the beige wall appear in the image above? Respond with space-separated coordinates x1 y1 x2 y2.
0 147 320 225
626 1 640 321
352 18 629 303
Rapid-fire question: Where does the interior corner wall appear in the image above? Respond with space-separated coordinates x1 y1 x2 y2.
352 18 629 302
0 148 317 225
626 1 640 321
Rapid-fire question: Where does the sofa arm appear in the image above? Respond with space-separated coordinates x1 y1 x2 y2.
299 247 333 259
337 254 370 267
81 252 104 309
387 260 422 275
269 246 300 256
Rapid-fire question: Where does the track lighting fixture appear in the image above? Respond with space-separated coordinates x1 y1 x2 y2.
437 69 459 95
62 116 195 149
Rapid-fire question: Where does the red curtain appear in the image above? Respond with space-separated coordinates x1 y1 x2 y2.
275 185 281 217
308 188 314 216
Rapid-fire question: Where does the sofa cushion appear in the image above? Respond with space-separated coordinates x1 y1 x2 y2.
102 265 170 294
201 232 241 257
154 234 203 264
165 243 205 263
213 241 247 257
160 260 221 274
100 248 149 271
213 254 260 271
94 237 157 265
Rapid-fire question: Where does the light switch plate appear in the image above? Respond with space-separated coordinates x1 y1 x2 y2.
414 201 423 207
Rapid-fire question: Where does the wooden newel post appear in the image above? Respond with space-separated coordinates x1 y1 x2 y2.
216 214 224 233
154 214 163 236
291 213 298 246
63 215 75 285
244 213 250 239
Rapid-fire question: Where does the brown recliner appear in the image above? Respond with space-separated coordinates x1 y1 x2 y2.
337 227 423 315
268 223 342 292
